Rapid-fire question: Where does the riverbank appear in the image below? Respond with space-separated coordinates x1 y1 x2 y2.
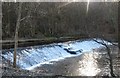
1 36 87 49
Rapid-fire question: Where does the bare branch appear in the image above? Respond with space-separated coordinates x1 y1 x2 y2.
20 15 31 22
93 39 107 46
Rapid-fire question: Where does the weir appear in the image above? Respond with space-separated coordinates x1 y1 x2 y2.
2 39 110 70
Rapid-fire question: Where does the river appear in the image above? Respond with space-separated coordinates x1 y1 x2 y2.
2 38 119 76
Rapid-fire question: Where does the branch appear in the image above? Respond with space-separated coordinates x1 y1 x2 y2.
93 39 107 46
93 38 118 47
104 39 118 47
57 2 72 9
20 15 31 22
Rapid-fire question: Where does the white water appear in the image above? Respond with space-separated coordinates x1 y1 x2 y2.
2 39 111 70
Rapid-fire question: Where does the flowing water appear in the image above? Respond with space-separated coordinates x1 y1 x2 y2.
2 38 113 76
32 51 101 76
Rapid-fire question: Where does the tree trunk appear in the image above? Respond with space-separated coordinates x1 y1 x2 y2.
13 3 22 68
105 45 115 77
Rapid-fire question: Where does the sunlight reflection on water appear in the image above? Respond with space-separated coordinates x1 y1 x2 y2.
78 52 101 76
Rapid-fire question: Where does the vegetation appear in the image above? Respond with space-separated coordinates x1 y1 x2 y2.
2 2 118 42
2 2 119 77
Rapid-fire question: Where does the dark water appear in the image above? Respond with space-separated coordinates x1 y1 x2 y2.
32 46 120 76
33 52 102 76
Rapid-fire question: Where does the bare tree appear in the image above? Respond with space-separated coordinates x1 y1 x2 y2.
93 39 116 77
13 2 22 68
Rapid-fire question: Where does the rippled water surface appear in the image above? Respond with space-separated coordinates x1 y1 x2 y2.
33 52 102 76
3 39 118 76
78 52 101 76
